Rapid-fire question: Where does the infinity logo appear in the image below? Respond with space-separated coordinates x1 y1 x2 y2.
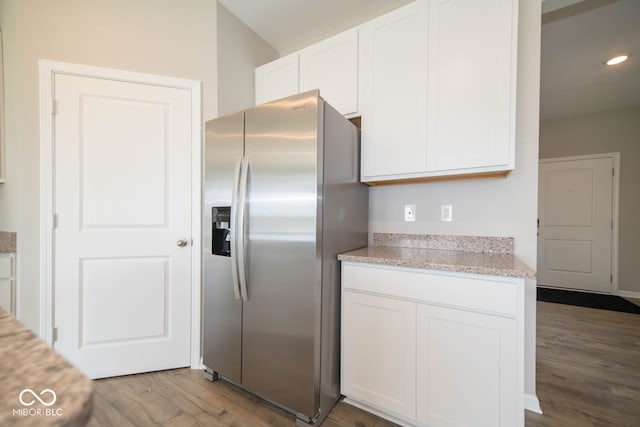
18 389 57 407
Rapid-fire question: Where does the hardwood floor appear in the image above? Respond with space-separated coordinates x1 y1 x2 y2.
527 301 640 427
88 368 395 427
88 301 640 426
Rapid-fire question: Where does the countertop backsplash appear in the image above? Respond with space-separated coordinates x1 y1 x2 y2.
373 232 514 254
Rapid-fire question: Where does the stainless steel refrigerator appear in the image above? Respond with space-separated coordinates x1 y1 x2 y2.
202 90 368 426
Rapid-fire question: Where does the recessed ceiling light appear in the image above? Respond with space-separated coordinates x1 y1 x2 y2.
605 53 630 66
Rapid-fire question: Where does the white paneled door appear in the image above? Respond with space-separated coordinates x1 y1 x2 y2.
538 155 615 293
53 73 193 378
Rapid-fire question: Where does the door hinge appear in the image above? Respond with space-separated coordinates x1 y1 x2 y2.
610 274 613 283
52 327 58 342
53 214 58 229
51 99 57 116
611 221 614 230
612 167 615 176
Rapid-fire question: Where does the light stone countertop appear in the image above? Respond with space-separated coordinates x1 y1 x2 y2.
338 246 536 279
0 308 93 426
0 232 16 253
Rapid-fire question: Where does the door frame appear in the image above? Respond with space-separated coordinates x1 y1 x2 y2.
539 152 620 294
38 60 203 369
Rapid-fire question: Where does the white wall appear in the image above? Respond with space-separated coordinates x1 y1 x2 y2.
0 0 218 334
367 0 541 402
217 3 278 116
540 106 640 294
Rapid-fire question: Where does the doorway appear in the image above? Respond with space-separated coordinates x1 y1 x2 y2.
39 60 202 378
537 153 619 294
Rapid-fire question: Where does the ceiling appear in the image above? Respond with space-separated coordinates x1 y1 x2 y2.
218 0 413 55
219 0 640 121
540 0 640 120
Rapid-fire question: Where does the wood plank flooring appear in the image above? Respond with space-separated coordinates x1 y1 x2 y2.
88 301 640 426
526 301 640 427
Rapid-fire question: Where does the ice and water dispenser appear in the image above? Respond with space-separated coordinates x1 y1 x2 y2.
211 207 231 256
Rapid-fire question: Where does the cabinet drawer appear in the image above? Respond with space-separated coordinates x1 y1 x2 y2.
342 263 520 317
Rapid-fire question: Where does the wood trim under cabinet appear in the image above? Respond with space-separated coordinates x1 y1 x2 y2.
364 170 512 186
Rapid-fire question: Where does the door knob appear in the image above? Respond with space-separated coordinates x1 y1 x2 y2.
177 239 189 247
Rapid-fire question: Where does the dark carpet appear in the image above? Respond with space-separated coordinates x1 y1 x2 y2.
537 287 640 314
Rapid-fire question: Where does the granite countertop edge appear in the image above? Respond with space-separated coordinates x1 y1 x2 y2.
0 309 94 426
338 247 536 280
0 232 17 253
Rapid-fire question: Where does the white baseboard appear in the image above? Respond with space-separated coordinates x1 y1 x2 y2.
618 290 640 299
344 394 543 422
525 393 542 414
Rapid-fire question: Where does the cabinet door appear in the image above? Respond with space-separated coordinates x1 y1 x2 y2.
342 290 416 420
255 53 299 105
0 256 13 313
426 0 517 172
417 305 520 427
359 1 428 180
0 279 10 312
299 29 358 116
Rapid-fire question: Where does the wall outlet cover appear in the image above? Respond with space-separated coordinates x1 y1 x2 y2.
441 205 453 222
404 204 416 222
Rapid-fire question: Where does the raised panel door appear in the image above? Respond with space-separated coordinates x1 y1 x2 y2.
537 156 614 292
255 53 299 105
342 290 416 419
426 0 517 172
417 305 521 427
359 1 429 180
299 29 359 116
53 73 193 379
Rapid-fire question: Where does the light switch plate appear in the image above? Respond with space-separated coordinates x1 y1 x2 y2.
404 204 416 222
441 205 453 222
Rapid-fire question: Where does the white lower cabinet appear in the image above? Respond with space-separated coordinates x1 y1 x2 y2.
416 305 519 427
342 291 416 419
341 262 524 427
0 254 15 314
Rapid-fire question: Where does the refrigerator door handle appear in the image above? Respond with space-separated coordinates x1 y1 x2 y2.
229 157 242 300
237 155 250 301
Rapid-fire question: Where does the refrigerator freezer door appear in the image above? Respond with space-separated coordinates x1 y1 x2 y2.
241 91 322 416
203 111 244 383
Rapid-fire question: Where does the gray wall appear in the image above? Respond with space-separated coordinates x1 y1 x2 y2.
0 0 219 333
540 106 640 294
217 4 278 116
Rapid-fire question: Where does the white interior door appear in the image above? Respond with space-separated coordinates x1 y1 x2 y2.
537 156 614 293
53 73 193 379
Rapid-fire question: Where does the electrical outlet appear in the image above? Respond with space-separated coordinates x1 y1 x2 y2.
404 204 416 222
441 205 453 222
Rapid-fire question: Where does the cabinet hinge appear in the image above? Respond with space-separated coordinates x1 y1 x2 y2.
612 167 614 176
611 221 614 230
52 327 58 342
51 99 57 116
53 214 58 229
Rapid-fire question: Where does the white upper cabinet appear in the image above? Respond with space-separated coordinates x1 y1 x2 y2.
255 0 519 184
256 29 359 116
360 0 518 184
299 29 359 116
255 53 299 105
426 0 517 173
359 1 429 180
